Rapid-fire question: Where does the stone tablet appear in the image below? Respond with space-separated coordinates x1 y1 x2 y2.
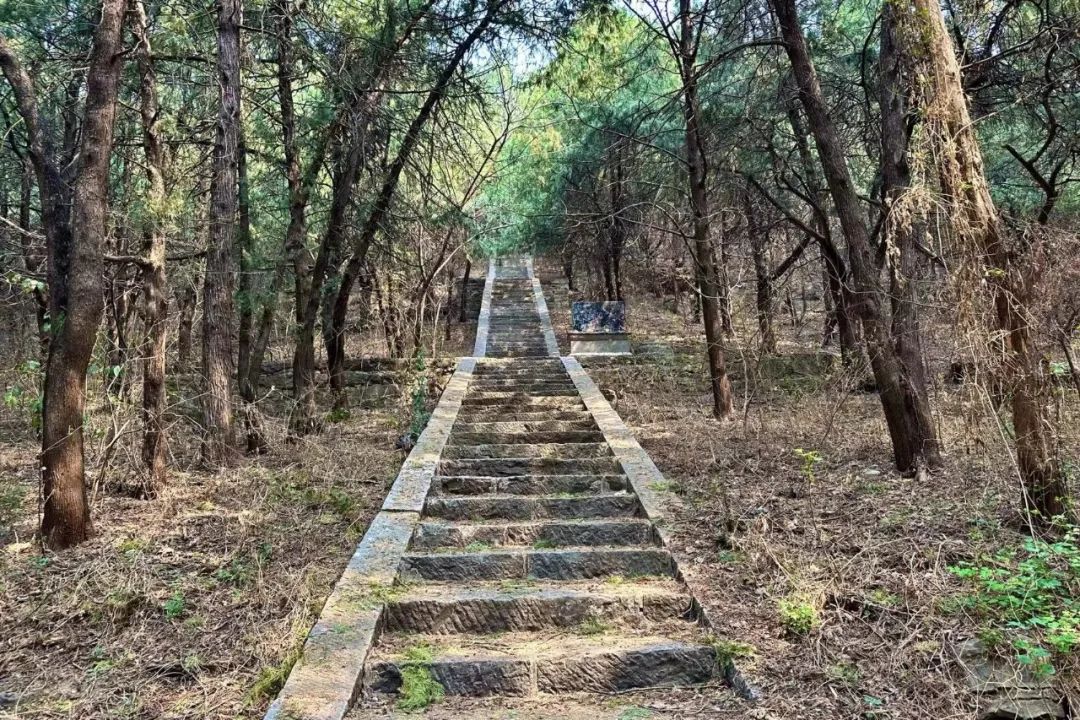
572 301 626 333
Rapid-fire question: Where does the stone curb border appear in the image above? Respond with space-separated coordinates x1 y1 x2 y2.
560 354 760 701
265 357 476 720
525 256 561 357
472 259 495 358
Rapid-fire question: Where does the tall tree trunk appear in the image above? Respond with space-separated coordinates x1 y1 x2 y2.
201 0 242 465
458 256 472 323
879 1 941 468
771 0 939 474
678 0 734 420
176 283 196 370
132 0 169 496
234 132 266 453
897 0 1069 519
1 0 127 548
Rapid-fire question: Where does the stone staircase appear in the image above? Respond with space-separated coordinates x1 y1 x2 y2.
362 261 721 701
485 259 552 358
266 257 732 720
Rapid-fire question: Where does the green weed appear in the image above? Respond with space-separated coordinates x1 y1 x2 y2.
778 596 819 636
397 644 444 711
950 526 1080 677
163 589 186 620
577 616 611 635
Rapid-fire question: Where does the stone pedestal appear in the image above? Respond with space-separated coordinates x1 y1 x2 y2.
569 301 631 356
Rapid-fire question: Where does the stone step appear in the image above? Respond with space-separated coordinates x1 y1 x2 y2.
453 420 598 434
455 408 593 422
462 394 584 407
381 579 694 634
437 457 622 477
468 380 576 390
399 547 674 582
410 518 656 549
423 493 641 521
474 364 565 373
449 431 606 446
365 632 718 697
434 473 627 496
466 386 577 397
441 442 612 460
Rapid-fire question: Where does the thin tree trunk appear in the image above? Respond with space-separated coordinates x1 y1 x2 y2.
176 283 196 370
458 256 472 323
771 0 939 474
201 0 242 466
678 0 734 420
235 132 266 453
1 0 127 548
745 187 776 354
132 0 169 495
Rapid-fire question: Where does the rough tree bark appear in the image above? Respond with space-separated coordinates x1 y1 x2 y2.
0 0 127 548
771 0 940 474
744 185 777 354
201 0 242 465
896 0 1069 520
878 1 941 469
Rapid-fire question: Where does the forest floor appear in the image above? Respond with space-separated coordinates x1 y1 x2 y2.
2 281 1078 719
538 271 1080 719
0 333 463 719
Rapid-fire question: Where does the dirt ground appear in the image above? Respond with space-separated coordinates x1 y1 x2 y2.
0 353 447 719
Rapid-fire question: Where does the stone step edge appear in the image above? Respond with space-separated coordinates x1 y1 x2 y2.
263 357 478 720
381 584 699 633
364 641 721 697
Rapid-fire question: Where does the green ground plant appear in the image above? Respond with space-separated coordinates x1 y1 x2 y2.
950 525 1080 676
397 645 444 711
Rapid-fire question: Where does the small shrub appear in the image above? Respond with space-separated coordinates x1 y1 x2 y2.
578 616 610 635
708 637 755 672
778 597 819 636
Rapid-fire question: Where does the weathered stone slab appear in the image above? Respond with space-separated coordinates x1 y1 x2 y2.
399 551 526 581
424 494 641 521
441 442 612 460
410 518 653 549
437 457 621 477
367 657 531 696
536 643 716 693
527 548 674 580
449 430 606 446
956 639 1066 720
